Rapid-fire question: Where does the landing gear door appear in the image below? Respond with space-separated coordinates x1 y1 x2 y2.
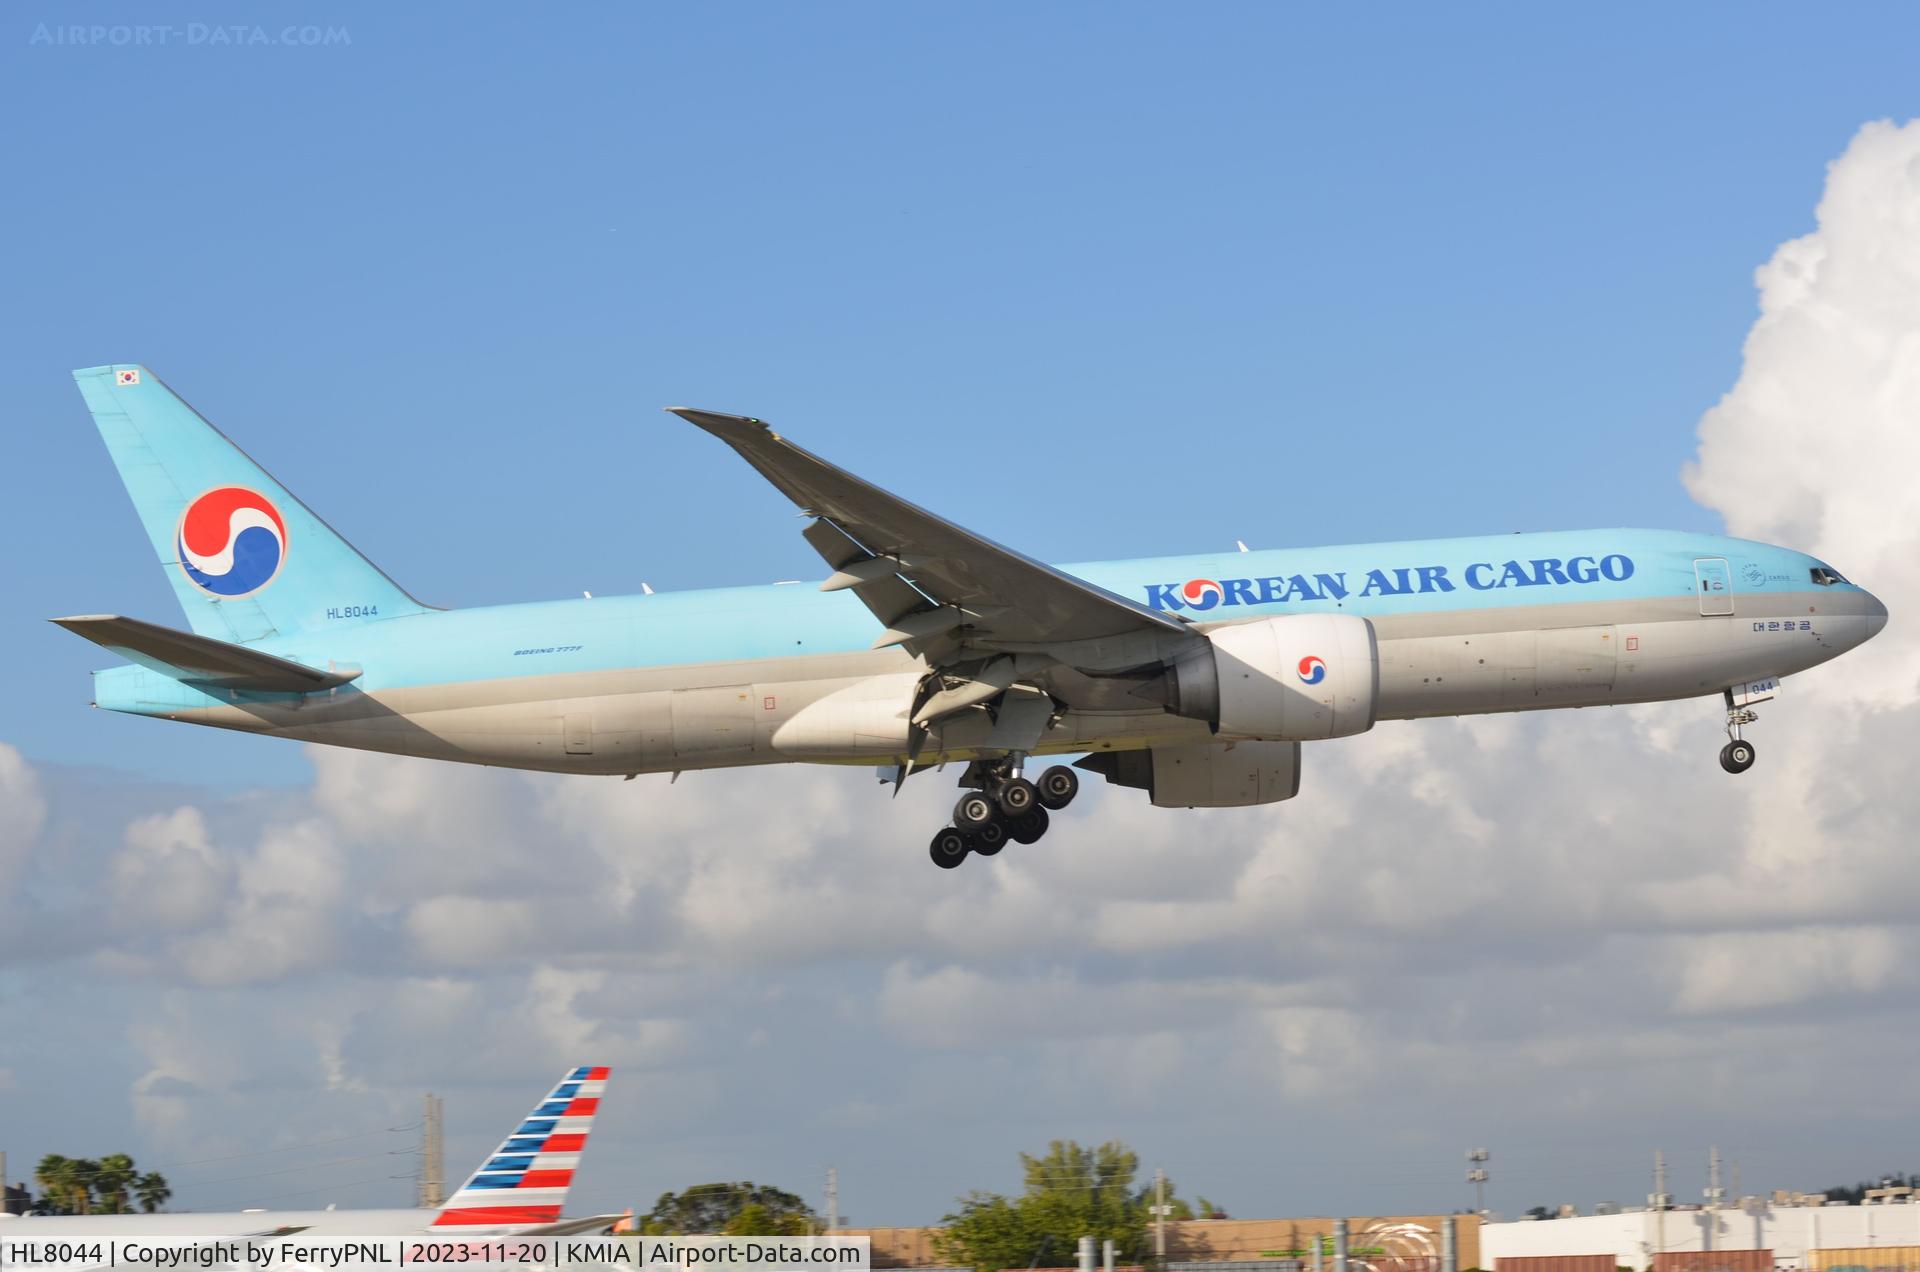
1694 557 1734 616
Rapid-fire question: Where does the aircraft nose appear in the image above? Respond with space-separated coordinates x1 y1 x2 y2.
1865 590 1889 641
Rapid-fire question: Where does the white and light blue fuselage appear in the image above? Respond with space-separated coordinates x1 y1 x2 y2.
91 529 1882 774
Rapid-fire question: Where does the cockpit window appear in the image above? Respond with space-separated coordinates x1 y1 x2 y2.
1810 566 1848 586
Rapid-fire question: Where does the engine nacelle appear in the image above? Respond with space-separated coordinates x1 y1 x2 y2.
1167 613 1379 740
1078 739 1301 808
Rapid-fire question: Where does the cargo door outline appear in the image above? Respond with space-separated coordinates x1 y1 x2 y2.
1535 625 1617 698
563 713 593 755
1694 557 1734 616
671 685 756 758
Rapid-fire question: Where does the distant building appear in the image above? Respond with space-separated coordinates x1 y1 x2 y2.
841 1215 1482 1269
3 1182 30 1217
1482 1199 1920 1269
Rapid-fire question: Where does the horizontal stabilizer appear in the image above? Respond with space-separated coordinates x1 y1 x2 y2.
51 614 360 692
517 1215 631 1237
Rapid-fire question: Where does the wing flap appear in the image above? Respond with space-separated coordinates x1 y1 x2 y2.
51 614 360 692
800 518 928 623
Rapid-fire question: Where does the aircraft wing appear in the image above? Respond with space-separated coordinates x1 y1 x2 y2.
668 409 1191 660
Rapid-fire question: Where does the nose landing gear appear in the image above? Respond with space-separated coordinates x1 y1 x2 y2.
926 761 1081 867
1721 688 1758 774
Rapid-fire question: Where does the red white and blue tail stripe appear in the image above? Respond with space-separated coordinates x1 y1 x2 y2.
431 1066 609 1229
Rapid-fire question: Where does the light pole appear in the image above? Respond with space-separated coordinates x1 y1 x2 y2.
1466 1149 1490 1217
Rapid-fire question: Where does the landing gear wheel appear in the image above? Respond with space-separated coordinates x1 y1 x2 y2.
929 827 971 869
1008 806 1051 844
972 820 1008 855
1720 739 1756 774
954 791 999 829
996 777 1038 817
1036 765 1079 810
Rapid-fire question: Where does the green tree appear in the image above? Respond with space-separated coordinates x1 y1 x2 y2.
134 1172 172 1215
32 1155 168 1216
34 1157 76 1216
937 1193 1038 1272
937 1140 1151 1272
34 1156 103 1215
94 1155 137 1214
723 1203 813 1237
643 1183 815 1234
66 1160 102 1215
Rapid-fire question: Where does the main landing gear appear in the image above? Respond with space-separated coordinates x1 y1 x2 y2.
1720 688 1758 774
927 762 1080 868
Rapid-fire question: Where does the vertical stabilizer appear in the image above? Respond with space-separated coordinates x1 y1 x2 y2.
431 1067 608 1230
71 364 431 642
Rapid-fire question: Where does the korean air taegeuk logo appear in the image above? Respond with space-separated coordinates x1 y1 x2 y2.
176 486 288 598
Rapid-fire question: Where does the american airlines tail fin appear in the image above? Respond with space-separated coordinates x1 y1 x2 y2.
70 365 431 644
432 1066 609 1230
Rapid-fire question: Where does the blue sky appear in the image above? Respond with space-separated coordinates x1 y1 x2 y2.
7 1 1914 784
8 0 1920 1231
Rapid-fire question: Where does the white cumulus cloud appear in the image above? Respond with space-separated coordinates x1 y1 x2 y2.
114 807 233 930
1688 118 1920 703
0 741 47 898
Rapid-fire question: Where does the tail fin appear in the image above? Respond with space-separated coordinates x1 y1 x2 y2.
432 1066 608 1230
71 365 431 643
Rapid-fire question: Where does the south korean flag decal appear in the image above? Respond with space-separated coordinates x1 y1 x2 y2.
116 368 141 386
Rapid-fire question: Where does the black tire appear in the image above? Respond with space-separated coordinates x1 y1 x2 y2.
997 776 1039 816
1037 765 1079 810
929 827 971 869
954 791 998 829
973 820 1008 855
1008 806 1051 844
1720 740 1756 774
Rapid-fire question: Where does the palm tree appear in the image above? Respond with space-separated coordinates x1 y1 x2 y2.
134 1172 172 1214
94 1155 137 1214
33 1156 75 1215
65 1159 101 1214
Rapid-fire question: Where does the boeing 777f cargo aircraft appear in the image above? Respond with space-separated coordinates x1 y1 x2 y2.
55 366 1886 868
